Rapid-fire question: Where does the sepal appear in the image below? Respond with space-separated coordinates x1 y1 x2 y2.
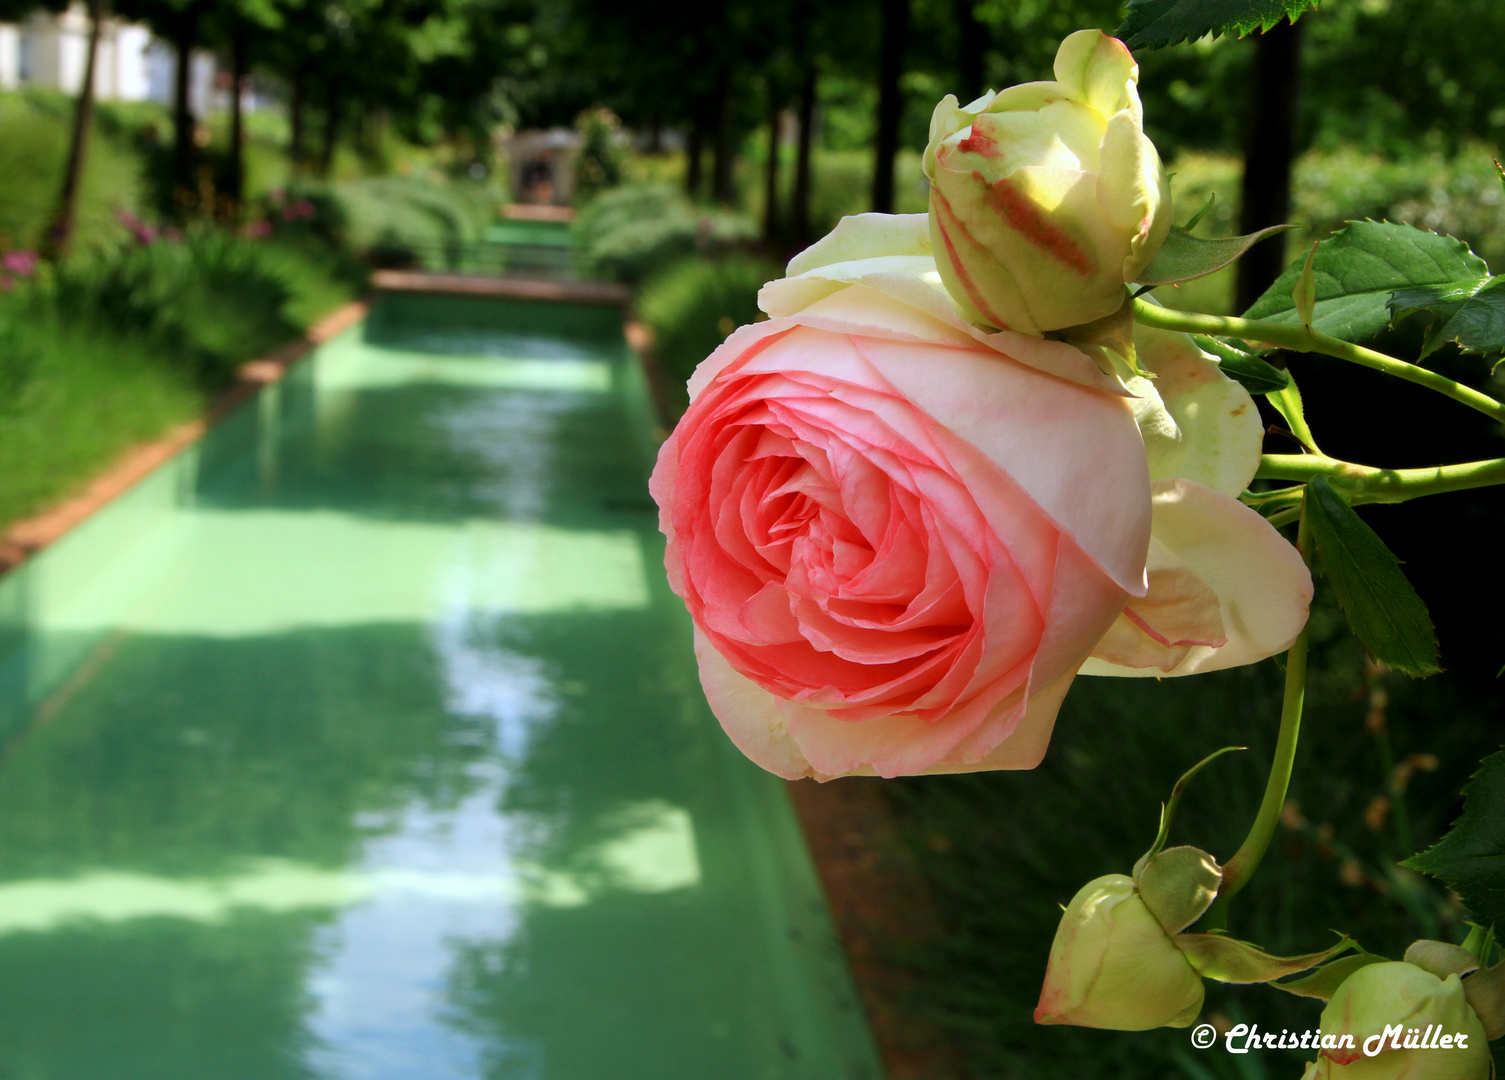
1175 931 1355 984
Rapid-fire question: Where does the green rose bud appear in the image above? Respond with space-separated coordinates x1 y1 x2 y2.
1034 874 1204 1030
924 29 1171 335
1300 961 1491 1079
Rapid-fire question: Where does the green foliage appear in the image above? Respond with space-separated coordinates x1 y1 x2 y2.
1118 0 1316 50
1301 0 1505 156
0 230 357 527
1191 335 1290 394
805 149 929 236
1243 221 1489 341
1305 476 1442 678
573 108 626 206
1405 749 1505 924
637 255 778 407
1267 369 1319 451
1390 276 1505 361
0 308 202 526
323 173 499 269
574 184 757 285
50 231 301 387
0 90 151 251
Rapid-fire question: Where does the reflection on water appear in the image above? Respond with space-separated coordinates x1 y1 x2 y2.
0 297 879 1080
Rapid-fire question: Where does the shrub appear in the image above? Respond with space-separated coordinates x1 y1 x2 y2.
327 174 499 268
574 183 757 284
574 107 625 206
47 230 310 387
636 255 778 411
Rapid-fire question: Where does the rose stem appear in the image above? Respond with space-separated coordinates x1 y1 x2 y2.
1202 497 1314 930
1131 298 1505 426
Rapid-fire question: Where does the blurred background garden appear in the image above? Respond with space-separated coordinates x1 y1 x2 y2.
1 0 1504 1077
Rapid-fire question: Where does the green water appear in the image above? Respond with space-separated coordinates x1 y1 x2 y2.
0 295 881 1080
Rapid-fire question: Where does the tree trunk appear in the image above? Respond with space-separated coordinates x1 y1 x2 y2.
790 61 816 248
1235 19 1303 314
685 120 703 197
289 68 306 171
172 3 200 208
227 26 246 209
711 71 735 205
872 0 909 213
761 87 781 245
44 0 107 259
955 0 986 102
317 80 341 178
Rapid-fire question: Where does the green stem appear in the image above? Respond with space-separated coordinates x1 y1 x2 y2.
1133 299 1505 426
1205 501 1314 926
1255 454 1505 505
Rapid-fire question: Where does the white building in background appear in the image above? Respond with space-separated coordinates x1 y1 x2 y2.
0 2 216 110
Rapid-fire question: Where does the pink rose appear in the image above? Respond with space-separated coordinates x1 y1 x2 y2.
651 215 1312 780
652 217 1152 779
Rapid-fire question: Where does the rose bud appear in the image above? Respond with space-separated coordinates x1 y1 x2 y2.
1034 875 1204 1030
1300 961 1491 1079
924 29 1171 335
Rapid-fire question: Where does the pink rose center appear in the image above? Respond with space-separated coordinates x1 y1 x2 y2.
669 344 1056 725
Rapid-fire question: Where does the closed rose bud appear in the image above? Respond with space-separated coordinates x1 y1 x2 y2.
925 29 1171 335
1034 874 1203 1031
1300 961 1491 1079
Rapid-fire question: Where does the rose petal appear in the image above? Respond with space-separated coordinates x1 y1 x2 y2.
785 212 931 276
694 628 812 780
1053 29 1137 118
1135 320 1262 497
1091 551 1228 673
1081 479 1312 677
853 334 1151 597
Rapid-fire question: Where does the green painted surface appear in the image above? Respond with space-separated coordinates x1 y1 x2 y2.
482 221 575 247
0 295 883 1080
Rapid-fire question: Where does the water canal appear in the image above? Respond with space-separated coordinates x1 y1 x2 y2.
0 293 882 1080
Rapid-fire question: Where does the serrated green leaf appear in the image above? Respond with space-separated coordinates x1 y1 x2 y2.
1117 0 1316 49
1192 335 1290 394
1244 221 1488 342
1389 275 1505 359
1404 749 1505 924
1305 476 1442 677
1138 224 1298 286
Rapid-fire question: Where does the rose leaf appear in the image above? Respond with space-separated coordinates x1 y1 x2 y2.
1404 749 1505 925
1118 0 1316 51
1389 275 1505 360
1305 476 1442 678
1191 335 1290 395
1243 221 1489 343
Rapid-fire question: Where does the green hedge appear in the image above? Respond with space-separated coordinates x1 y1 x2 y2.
636 254 779 412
